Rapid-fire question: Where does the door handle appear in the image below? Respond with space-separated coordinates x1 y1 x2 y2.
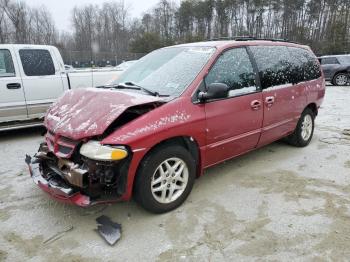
265 96 275 107
7 83 21 89
250 100 262 110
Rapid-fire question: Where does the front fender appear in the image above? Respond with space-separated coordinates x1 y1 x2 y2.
101 97 206 149
347 66 350 74
101 97 206 200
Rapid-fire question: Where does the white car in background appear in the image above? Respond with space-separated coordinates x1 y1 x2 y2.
103 60 139 85
116 60 138 71
0 44 122 131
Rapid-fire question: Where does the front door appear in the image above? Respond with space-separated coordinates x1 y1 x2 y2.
203 47 263 167
0 47 27 123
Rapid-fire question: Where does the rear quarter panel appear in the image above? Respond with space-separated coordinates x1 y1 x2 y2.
304 47 326 110
306 78 326 109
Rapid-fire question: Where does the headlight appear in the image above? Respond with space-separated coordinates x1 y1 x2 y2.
80 141 128 161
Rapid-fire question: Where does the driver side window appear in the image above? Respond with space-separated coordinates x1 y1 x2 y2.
205 48 257 97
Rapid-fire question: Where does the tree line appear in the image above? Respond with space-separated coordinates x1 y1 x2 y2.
0 0 349 61
0 0 56 45
131 0 350 55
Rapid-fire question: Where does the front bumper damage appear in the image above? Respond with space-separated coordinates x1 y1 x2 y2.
26 143 130 207
26 155 91 206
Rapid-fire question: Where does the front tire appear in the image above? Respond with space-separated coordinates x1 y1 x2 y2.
134 144 196 213
286 108 315 147
332 73 349 86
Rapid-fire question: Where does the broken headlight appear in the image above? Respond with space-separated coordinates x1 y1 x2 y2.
80 141 128 161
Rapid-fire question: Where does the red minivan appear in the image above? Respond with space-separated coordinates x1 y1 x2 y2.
26 39 325 213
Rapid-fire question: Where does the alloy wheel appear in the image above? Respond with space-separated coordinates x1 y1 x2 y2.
151 157 189 204
335 74 348 86
301 114 313 141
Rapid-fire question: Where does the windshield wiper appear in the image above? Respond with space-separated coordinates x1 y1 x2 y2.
122 82 160 97
97 82 169 97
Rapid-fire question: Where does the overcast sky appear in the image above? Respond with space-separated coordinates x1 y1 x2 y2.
25 0 176 32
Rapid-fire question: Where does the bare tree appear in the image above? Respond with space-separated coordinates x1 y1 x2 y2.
0 0 349 58
0 0 57 44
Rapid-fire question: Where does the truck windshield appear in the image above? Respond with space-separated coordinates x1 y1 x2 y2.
114 46 215 97
338 56 350 64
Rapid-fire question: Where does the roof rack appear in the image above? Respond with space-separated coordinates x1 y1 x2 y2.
208 36 299 44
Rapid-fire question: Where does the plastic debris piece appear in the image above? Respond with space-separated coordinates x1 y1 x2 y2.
95 215 121 246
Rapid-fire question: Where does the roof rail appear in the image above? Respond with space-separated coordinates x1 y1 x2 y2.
208 36 300 44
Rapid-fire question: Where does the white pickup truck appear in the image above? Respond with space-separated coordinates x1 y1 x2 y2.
0 44 123 131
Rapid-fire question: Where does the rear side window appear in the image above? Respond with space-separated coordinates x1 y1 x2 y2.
285 47 306 84
250 46 321 89
205 48 257 97
338 56 350 64
250 46 294 89
321 57 339 65
19 49 55 76
0 49 15 77
288 47 322 81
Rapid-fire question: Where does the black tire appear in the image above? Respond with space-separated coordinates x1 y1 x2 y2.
134 144 196 213
332 73 349 86
286 108 315 147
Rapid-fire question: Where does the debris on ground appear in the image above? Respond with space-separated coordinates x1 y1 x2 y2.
43 225 74 245
95 215 121 246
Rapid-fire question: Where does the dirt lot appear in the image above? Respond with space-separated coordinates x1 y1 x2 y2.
0 86 349 262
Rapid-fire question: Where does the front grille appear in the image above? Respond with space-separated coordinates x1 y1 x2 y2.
46 130 80 158
58 145 72 155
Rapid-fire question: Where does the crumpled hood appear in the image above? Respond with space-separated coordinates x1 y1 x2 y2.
45 88 164 140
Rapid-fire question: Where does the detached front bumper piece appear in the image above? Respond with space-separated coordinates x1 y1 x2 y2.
25 155 91 207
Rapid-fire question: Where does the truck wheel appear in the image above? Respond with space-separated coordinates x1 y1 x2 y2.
332 73 349 86
286 108 315 147
134 144 196 213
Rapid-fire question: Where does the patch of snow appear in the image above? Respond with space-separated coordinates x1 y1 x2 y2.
85 122 98 133
75 119 91 132
228 86 257 97
263 83 293 92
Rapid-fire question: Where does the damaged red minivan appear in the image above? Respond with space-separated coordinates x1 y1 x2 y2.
26 39 325 213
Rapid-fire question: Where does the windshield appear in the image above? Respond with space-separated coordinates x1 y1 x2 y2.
338 56 350 64
114 46 215 96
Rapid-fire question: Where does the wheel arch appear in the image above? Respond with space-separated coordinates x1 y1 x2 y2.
306 103 318 116
334 70 350 76
132 136 202 194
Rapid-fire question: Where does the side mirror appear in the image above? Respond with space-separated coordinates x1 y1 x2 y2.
198 83 229 102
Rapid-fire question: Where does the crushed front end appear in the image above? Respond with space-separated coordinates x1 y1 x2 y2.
26 131 131 207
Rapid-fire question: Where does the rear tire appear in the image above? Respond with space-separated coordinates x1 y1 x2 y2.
286 108 315 147
332 73 349 86
134 144 196 213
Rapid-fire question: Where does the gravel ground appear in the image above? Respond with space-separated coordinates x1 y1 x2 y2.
0 86 349 262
